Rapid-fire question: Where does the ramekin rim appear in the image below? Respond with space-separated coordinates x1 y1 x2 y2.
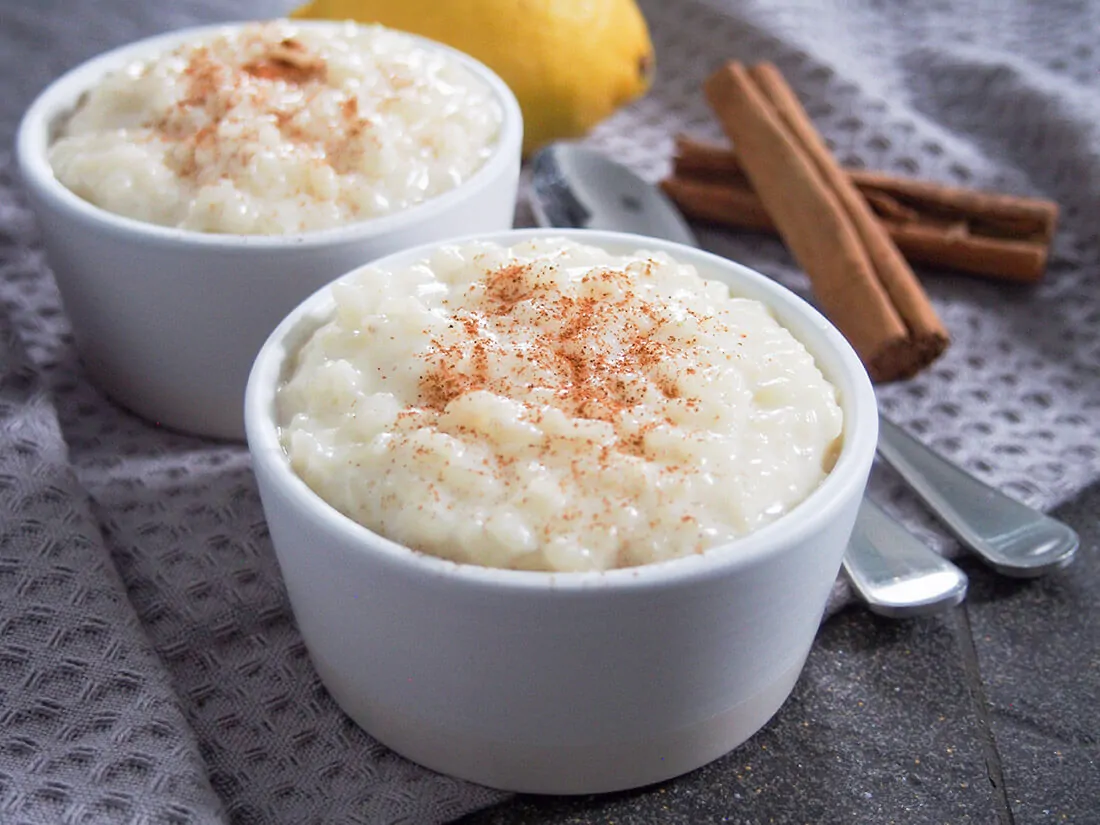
245 227 879 591
14 18 524 249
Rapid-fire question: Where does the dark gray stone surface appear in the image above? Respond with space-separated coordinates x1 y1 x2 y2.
460 484 1100 824
963 488 1100 825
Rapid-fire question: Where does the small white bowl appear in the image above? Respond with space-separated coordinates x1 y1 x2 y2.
16 20 523 440
245 228 878 794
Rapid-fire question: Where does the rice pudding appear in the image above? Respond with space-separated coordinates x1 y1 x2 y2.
48 21 502 235
278 238 844 572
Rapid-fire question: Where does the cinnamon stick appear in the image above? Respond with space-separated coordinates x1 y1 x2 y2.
703 62 948 381
661 174 1052 283
673 135 1057 244
670 134 1058 280
661 175 777 232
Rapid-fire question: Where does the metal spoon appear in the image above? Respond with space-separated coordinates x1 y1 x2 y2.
529 142 968 617
845 499 967 617
876 418 1078 577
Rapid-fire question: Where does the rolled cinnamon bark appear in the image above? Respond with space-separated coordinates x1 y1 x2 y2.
673 134 1059 251
660 176 776 232
661 174 1052 283
703 62 948 381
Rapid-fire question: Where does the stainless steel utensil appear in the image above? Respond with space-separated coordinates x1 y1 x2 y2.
845 499 967 617
528 141 969 617
876 418 1078 576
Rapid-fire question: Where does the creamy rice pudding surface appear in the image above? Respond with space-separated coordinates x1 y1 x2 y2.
279 238 844 573
49 21 502 234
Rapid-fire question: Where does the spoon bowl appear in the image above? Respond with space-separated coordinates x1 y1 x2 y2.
530 144 697 246
876 418 1078 577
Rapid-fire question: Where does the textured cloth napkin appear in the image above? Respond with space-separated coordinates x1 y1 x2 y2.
2 0 1099 822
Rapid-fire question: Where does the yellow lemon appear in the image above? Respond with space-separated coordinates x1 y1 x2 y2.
291 0 654 155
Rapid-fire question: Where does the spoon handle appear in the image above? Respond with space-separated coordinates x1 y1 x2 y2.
843 499 968 617
876 418 1079 577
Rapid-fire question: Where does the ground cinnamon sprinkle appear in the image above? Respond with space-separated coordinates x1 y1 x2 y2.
418 260 685 439
242 37 326 84
405 254 714 556
154 26 371 183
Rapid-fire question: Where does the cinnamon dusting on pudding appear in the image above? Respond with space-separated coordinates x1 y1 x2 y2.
48 21 502 234
242 37 326 84
418 260 686 433
160 31 354 181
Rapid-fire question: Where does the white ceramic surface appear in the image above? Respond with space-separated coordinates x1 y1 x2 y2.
15 21 523 440
245 228 879 794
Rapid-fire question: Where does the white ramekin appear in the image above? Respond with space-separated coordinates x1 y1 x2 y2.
245 228 878 794
15 20 523 440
